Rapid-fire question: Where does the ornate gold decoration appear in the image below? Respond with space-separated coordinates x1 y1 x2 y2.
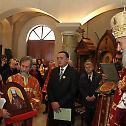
118 76 126 95
111 10 126 38
112 102 117 111
98 82 115 93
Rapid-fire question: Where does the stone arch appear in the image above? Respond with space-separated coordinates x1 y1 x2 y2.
17 15 62 58
81 4 123 24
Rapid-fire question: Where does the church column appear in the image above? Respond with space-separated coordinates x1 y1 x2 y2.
57 23 80 67
62 31 78 66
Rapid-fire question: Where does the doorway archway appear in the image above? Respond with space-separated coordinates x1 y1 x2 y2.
27 25 55 63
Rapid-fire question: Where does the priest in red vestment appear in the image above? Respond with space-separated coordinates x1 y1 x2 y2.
7 56 42 126
107 9 126 126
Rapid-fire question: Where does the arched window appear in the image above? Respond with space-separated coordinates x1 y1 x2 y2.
27 25 55 63
27 25 55 41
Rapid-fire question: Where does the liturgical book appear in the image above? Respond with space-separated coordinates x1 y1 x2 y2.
100 63 119 82
54 108 71 121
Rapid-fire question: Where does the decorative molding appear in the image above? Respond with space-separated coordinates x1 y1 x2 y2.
56 23 80 35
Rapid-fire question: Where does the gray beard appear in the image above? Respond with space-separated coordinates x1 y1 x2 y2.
122 49 126 68
20 72 29 78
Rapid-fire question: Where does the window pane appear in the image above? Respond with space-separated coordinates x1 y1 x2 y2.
28 25 55 41
34 27 42 39
42 26 51 39
29 31 40 40
44 31 55 40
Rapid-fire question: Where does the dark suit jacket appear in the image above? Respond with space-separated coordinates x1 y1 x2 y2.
2 67 19 84
79 71 102 107
47 65 78 108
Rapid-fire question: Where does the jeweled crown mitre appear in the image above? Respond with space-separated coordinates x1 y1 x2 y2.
111 11 126 38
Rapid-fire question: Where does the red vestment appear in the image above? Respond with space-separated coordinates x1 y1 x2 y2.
107 69 126 126
7 73 42 112
42 70 52 93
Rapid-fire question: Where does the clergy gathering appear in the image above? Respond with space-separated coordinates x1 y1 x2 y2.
0 0 126 126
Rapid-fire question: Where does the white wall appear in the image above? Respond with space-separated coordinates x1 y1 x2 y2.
82 8 122 45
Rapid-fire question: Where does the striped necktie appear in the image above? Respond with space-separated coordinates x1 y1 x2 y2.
59 68 64 79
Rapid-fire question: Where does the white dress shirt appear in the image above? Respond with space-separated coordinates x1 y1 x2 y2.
88 73 93 81
60 64 68 75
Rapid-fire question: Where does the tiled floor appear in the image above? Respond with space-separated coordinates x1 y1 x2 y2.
33 104 47 126
33 112 47 126
32 113 84 126
32 104 85 126
1 104 85 126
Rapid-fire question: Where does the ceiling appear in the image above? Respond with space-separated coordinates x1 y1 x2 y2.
35 0 126 24
0 0 126 24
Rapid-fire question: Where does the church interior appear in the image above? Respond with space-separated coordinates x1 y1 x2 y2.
0 0 125 63
0 0 126 126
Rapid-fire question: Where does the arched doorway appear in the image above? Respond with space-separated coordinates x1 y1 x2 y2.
27 25 55 63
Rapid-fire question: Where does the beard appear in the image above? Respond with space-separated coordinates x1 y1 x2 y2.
122 49 126 68
20 71 29 77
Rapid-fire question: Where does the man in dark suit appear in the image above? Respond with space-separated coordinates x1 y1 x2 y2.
47 51 78 126
79 61 102 126
2 58 19 84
